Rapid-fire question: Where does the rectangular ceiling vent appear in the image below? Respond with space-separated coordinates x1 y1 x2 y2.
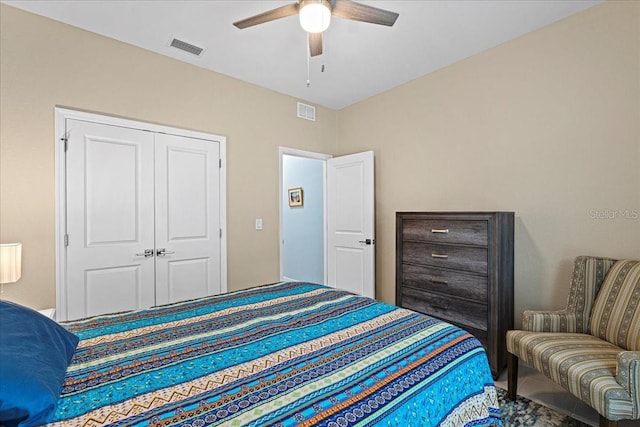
170 38 204 56
297 102 316 121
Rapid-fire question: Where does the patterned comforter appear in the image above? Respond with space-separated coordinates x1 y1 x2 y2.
52 283 502 426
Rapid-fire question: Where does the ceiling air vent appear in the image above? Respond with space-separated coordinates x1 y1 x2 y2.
297 102 316 121
170 38 204 56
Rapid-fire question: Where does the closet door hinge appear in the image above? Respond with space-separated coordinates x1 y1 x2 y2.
64 234 69 247
61 137 68 152
219 229 222 238
219 158 222 169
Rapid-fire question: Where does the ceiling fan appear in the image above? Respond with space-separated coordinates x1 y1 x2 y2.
233 0 399 57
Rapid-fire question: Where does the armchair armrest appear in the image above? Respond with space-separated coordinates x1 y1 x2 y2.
522 309 578 332
617 351 640 416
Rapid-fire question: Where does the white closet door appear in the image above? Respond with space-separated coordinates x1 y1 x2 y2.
154 133 221 305
65 119 156 320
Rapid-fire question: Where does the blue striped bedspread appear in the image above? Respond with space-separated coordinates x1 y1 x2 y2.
52 282 502 426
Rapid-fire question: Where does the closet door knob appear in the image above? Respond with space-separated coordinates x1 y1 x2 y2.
135 249 154 258
156 248 175 256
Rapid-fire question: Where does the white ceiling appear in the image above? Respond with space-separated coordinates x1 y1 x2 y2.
3 0 602 110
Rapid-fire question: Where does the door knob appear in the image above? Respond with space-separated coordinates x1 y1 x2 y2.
135 249 154 258
156 248 175 257
358 239 375 245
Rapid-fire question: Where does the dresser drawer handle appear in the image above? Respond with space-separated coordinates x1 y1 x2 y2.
429 279 449 285
431 228 449 234
431 253 449 259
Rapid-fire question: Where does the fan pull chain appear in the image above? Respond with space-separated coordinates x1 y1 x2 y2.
306 37 311 87
321 31 325 73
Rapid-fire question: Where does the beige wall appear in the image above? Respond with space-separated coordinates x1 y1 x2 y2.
0 4 337 309
336 1 640 325
2 2 638 326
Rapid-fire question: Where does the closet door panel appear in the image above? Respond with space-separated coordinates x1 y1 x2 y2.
65 119 156 320
154 133 221 305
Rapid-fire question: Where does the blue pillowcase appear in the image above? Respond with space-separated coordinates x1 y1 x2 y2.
0 301 79 427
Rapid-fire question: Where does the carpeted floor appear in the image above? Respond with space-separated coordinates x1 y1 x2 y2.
497 387 591 427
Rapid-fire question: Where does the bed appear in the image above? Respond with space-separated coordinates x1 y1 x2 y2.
0 282 502 426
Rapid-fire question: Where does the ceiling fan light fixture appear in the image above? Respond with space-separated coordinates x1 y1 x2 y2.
299 0 331 33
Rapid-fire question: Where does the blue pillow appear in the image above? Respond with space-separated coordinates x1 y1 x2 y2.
0 301 79 427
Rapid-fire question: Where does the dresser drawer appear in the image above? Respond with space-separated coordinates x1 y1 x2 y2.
401 287 488 332
401 263 487 301
402 241 488 275
402 219 488 246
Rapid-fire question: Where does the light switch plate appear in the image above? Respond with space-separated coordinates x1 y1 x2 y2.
256 218 263 230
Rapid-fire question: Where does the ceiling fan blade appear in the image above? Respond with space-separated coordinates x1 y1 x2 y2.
331 0 399 26
309 32 323 57
233 3 299 29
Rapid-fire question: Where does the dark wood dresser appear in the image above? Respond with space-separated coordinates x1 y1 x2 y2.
396 211 514 378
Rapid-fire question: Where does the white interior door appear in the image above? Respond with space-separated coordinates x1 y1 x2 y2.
65 119 156 320
327 151 375 298
154 133 221 305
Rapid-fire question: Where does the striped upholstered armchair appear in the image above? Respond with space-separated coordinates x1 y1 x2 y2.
506 256 640 427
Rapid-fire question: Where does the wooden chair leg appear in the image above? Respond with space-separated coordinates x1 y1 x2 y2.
507 351 518 401
599 415 618 427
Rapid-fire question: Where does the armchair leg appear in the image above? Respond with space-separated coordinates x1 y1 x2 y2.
599 415 618 427
507 351 518 401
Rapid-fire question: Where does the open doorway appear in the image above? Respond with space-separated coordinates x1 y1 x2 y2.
279 147 330 284
279 147 375 298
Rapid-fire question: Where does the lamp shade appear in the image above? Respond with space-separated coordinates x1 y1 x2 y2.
0 243 22 284
299 0 331 33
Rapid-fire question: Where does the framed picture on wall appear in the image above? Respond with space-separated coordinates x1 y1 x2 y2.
288 187 303 207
